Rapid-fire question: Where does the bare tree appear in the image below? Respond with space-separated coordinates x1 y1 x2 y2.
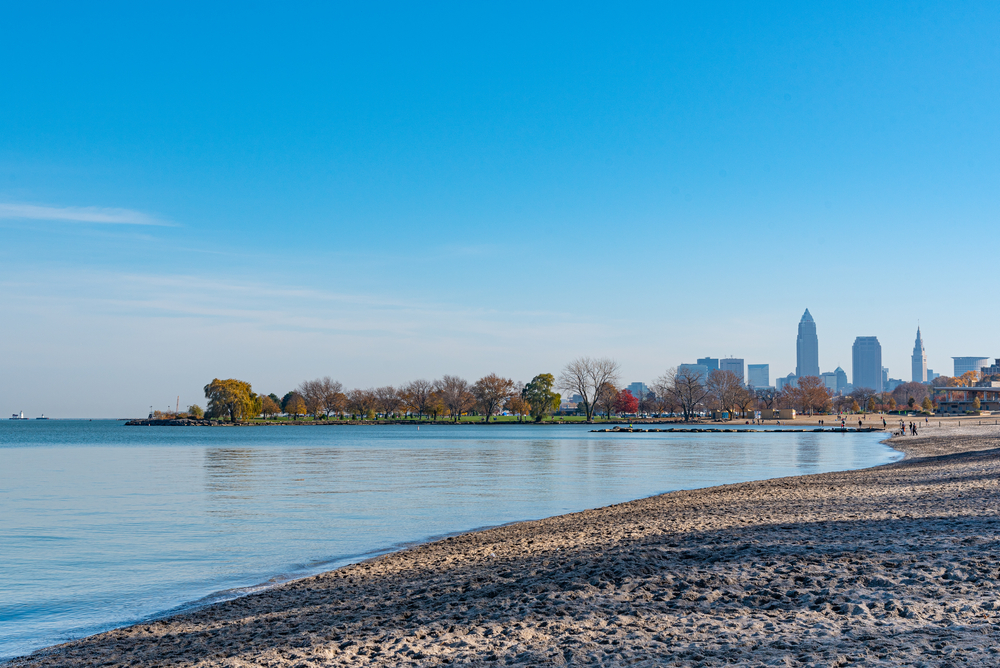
299 377 343 419
347 388 377 419
298 379 324 418
707 370 743 420
755 387 778 410
437 375 476 422
318 377 344 418
374 386 402 418
557 357 621 422
890 382 929 410
734 386 756 418
654 366 709 421
595 382 620 419
401 379 433 418
638 390 657 416
850 387 877 415
473 373 515 422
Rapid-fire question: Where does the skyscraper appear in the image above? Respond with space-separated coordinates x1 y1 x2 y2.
796 309 819 378
720 358 745 383
911 327 927 383
834 366 848 393
627 382 649 400
696 358 719 374
852 336 883 392
747 364 769 387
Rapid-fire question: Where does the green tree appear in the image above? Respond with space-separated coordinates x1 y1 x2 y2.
187 404 204 418
921 396 933 413
204 379 258 422
973 396 981 412
522 373 561 422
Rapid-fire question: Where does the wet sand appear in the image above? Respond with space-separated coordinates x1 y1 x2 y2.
9 423 1000 667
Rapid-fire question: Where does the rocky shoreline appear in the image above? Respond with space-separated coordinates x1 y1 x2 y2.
9 423 1000 667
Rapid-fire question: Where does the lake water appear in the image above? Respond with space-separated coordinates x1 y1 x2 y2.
0 420 901 660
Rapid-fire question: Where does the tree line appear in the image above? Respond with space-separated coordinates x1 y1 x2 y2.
176 357 973 423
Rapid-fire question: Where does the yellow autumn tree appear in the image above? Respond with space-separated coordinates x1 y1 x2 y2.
204 378 258 422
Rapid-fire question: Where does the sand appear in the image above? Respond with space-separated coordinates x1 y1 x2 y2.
9 422 1000 667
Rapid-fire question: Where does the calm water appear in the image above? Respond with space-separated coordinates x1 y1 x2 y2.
0 420 900 659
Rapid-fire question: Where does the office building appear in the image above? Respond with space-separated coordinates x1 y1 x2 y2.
834 366 848 394
747 364 769 388
776 374 797 391
720 358 745 383
981 359 1000 378
953 357 991 377
820 371 838 392
696 358 719 375
852 336 883 392
911 327 927 383
627 382 649 400
927 369 939 383
796 309 820 377
678 364 709 382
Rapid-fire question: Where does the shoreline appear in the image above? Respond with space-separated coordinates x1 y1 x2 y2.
8 423 1000 666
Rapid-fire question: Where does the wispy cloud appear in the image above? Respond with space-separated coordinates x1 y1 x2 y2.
0 203 173 226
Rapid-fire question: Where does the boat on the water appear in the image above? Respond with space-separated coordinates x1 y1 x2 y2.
9 411 28 420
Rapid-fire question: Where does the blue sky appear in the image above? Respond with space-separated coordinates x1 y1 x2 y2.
2 2 998 416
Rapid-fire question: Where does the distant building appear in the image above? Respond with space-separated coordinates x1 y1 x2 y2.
852 336 883 392
834 366 848 394
696 358 719 374
796 309 820 377
933 383 1000 415
747 364 769 388
678 364 709 382
981 359 1000 377
885 378 904 392
720 358 745 384
820 371 838 393
911 327 927 383
776 373 797 391
954 357 991 377
627 382 649 400
927 369 940 383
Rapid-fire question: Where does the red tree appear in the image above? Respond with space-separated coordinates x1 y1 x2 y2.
613 389 638 415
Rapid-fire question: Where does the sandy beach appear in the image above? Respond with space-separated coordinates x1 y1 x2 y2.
9 422 1000 667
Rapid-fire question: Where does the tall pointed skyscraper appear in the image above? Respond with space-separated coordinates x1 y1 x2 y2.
796 309 820 377
912 327 927 383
